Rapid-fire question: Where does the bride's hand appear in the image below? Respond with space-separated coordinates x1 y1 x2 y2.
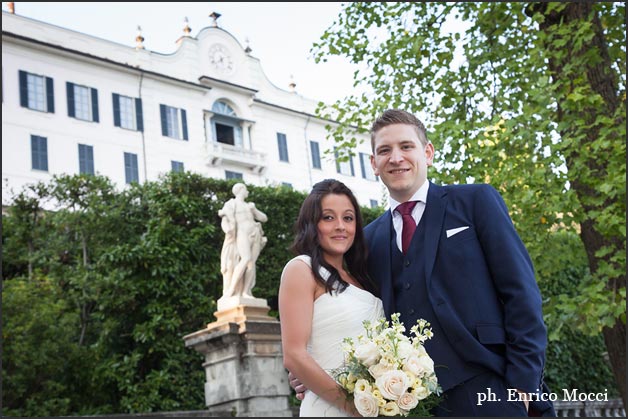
288 371 306 401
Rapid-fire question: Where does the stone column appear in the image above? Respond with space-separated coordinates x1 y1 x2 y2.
183 297 292 417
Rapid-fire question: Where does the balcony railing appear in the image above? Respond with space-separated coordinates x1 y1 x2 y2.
206 142 267 174
554 399 625 417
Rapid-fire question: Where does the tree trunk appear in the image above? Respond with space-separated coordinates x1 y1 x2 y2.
532 2 627 409
603 319 627 407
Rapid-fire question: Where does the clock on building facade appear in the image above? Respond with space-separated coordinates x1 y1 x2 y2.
208 43 234 75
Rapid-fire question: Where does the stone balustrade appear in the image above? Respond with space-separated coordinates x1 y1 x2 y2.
553 399 625 417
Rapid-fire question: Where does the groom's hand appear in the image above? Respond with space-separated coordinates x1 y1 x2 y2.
288 371 306 400
515 389 530 412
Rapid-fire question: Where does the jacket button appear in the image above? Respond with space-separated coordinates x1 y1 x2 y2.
404 283 411 290
404 260 410 267
409 308 415 315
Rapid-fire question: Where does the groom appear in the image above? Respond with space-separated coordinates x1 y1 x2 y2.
361 109 554 416
289 109 555 416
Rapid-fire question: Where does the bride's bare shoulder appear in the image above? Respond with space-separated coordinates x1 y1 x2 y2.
282 256 315 281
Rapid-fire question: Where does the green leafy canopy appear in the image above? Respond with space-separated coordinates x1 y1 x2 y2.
313 1 626 404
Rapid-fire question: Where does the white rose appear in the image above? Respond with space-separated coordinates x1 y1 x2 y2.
354 391 379 417
417 355 435 375
397 340 414 359
414 345 427 356
405 354 434 377
368 361 393 379
398 391 419 411
375 370 410 400
354 341 380 367
402 355 423 376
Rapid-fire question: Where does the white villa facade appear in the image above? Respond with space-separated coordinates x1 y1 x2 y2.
2 9 383 208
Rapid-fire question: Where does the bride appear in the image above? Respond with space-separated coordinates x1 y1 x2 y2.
279 179 384 417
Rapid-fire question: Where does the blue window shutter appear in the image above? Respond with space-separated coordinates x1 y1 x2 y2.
31 135 38 169
87 145 94 174
181 109 188 141
66 82 75 117
135 98 143 132
334 148 340 173
359 153 366 178
45 77 54 113
124 153 130 183
124 153 129 182
310 141 321 169
349 155 355 176
277 133 288 162
19 70 28 107
91 88 99 122
159 104 167 136
112 93 121 127
42 138 48 171
131 154 139 182
78 144 85 173
171 161 184 172
31 135 48 171
124 152 138 183
79 144 94 175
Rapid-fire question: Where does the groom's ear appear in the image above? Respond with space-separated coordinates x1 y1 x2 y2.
370 154 379 176
425 142 435 167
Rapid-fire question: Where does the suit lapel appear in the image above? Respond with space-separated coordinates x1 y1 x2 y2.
369 211 395 317
424 183 447 283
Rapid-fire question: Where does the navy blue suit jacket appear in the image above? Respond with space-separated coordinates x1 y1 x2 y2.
364 182 547 393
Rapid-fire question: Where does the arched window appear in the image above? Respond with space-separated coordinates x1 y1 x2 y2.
212 101 237 116
210 101 243 147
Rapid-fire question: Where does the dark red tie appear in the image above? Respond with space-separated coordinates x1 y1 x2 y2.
396 201 418 254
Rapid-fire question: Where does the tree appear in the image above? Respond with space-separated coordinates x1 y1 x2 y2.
312 2 626 407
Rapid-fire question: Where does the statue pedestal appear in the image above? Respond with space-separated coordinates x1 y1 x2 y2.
183 298 292 417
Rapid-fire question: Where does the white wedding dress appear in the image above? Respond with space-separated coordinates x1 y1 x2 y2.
287 255 385 417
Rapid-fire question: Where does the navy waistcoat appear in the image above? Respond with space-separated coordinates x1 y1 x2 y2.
390 216 483 391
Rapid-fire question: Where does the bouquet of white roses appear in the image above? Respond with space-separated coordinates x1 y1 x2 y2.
333 313 442 417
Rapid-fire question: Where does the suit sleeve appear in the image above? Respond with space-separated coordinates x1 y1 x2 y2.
473 185 547 392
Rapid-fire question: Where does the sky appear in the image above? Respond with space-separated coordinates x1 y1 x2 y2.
2 2 359 104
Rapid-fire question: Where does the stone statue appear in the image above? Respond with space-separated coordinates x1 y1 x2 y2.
218 183 268 299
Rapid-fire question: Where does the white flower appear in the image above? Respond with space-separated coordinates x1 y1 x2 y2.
397 391 419 411
354 378 371 393
333 314 442 417
416 354 435 375
397 340 414 359
413 344 428 356
368 360 393 379
379 400 401 416
403 355 423 376
354 391 379 417
354 340 380 367
375 370 410 400
404 354 434 377
412 383 431 400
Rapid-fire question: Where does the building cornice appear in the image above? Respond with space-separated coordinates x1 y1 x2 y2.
2 31 211 92
198 76 258 95
253 98 359 129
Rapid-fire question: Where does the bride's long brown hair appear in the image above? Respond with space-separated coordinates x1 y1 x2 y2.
290 179 379 296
